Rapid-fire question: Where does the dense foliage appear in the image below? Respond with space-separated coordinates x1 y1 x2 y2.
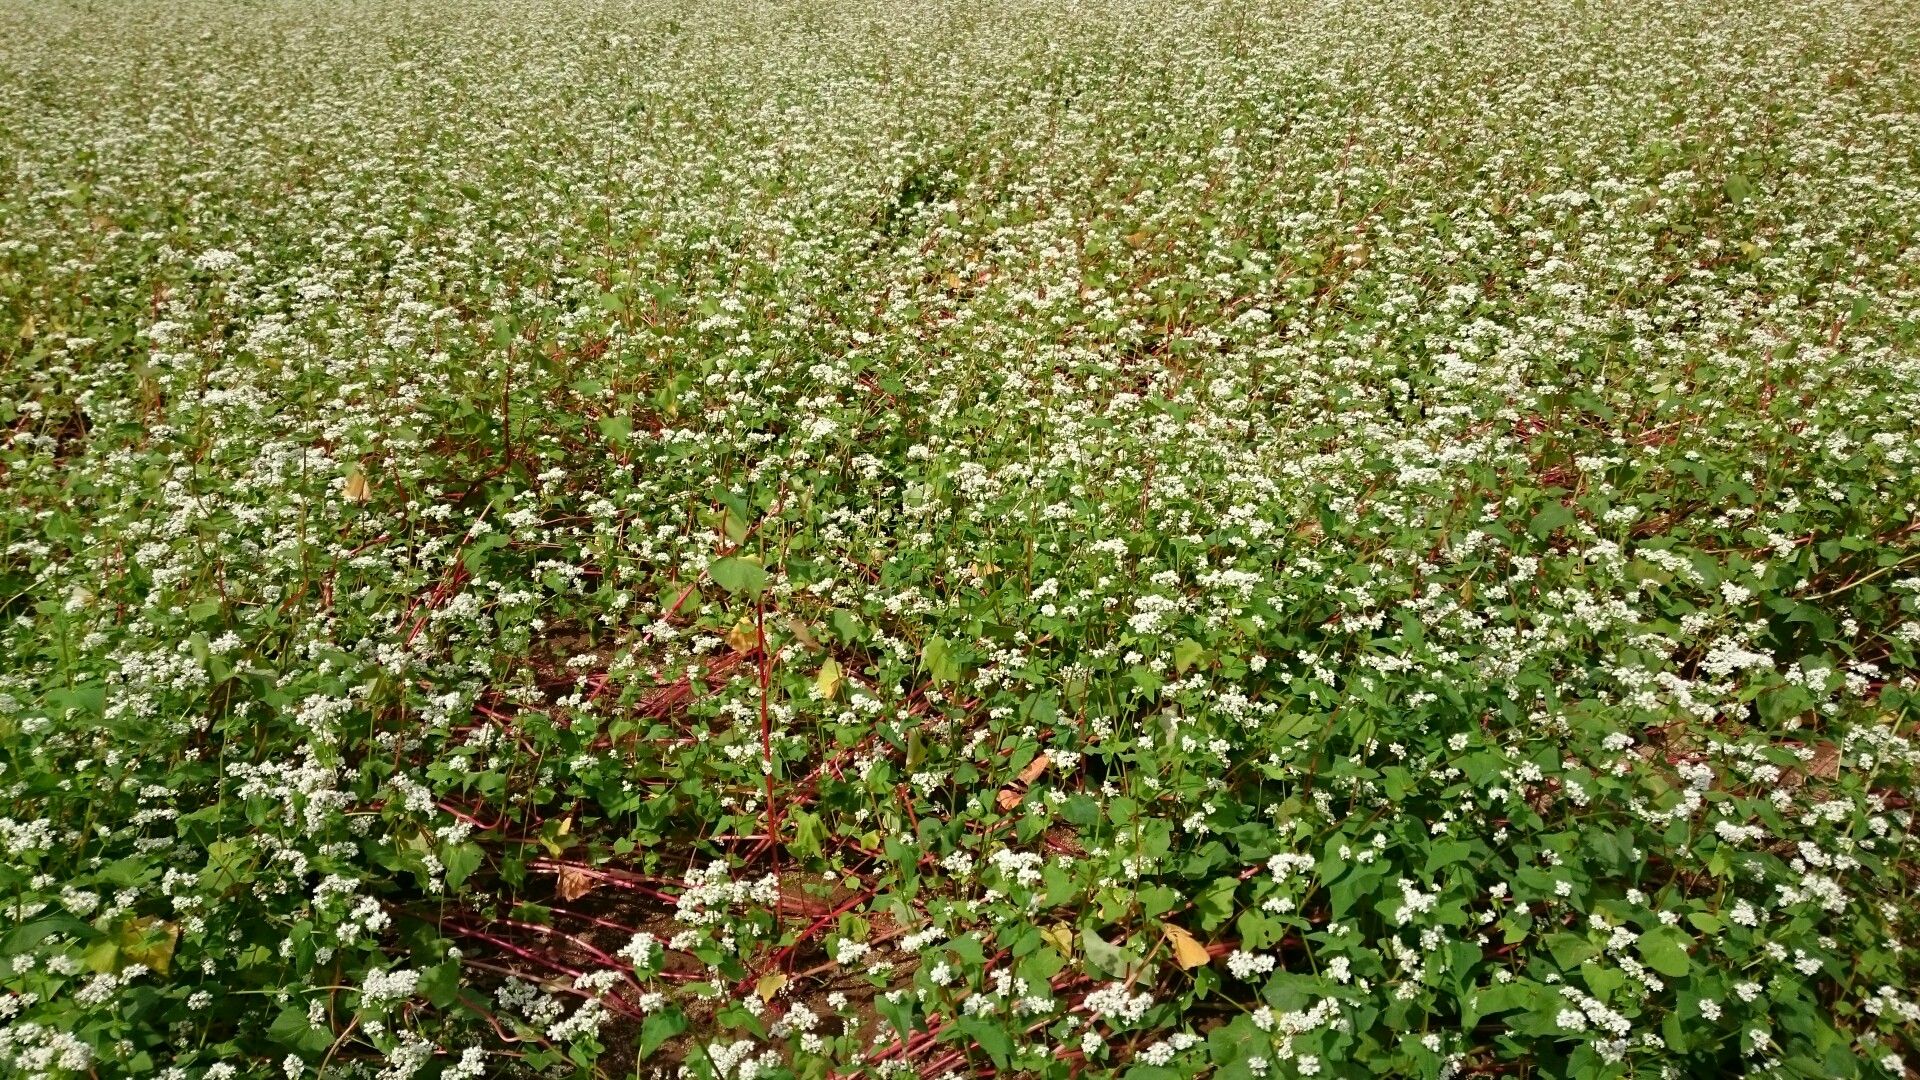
4 0 1920 1077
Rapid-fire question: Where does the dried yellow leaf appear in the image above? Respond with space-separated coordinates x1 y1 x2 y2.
816 656 843 700
120 916 180 975
1163 922 1211 970
727 619 758 655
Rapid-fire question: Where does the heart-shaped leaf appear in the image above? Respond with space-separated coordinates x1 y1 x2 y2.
710 556 768 595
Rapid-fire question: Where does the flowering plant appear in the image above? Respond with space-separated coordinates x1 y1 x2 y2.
2 0 1918 1078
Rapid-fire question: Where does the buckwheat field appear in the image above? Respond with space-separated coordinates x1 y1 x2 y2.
5 0 1920 1077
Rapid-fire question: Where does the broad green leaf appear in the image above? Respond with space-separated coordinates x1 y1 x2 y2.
441 841 483 890
709 556 768 595
1195 876 1239 931
639 1008 689 1058
269 1006 333 1054
597 414 632 442
1081 928 1146 980
923 635 960 683
418 961 460 1007
956 1017 1014 1068
1530 503 1575 536
1637 926 1694 978
788 810 827 860
1173 638 1207 674
1547 932 1598 969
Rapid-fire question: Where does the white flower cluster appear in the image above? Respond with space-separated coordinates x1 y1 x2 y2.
359 967 419 1007
1083 982 1155 1025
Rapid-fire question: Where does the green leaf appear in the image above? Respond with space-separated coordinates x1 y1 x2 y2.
830 609 864 642
201 840 251 892
639 1007 689 1058
441 841 483 890
1547 932 1598 969
1139 885 1180 918
709 556 768 595
3 916 90 955
1530 503 1575 536
82 938 119 974
714 1000 767 1038
1236 908 1283 950
1173 638 1207 675
1060 795 1099 828
1329 864 1384 920
419 961 460 1008
875 991 917 1039
1663 1008 1692 1053
923 635 960 684
597 415 633 443
948 934 986 965
705 505 750 544
1081 928 1146 980
1195 876 1240 932
1582 960 1626 1002
956 1017 1014 1068
789 810 827 860
1422 839 1473 875
269 1006 333 1054
1637 926 1694 978
1475 981 1537 1018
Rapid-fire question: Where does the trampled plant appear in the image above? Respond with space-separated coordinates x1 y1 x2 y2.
1 0 1918 1077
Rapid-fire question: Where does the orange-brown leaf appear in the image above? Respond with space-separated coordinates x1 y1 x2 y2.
1163 922 1211 970
556 866 596 902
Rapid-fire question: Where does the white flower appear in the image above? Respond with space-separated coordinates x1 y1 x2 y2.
1227 950 1276 980
617 931 660 969
1084 983 1154 1024
193 249 242 273
360 967 419 1007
